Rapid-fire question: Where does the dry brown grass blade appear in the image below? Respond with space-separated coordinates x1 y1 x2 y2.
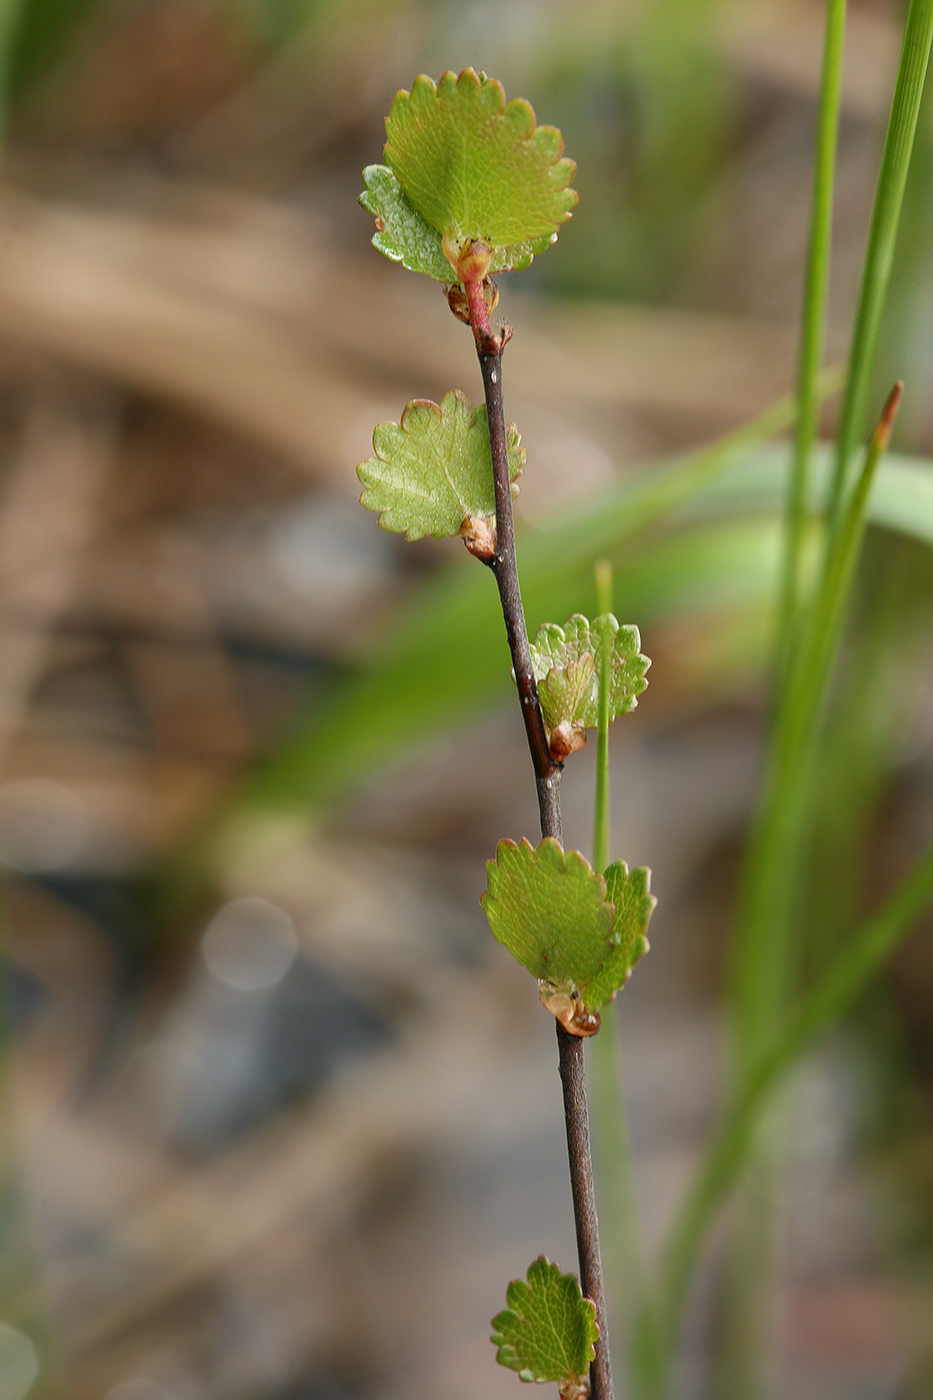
0 401 116 770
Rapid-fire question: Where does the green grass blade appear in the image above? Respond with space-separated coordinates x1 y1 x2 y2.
592 559 613 876
717 384 903 1400
732 385 903 1072
782 386 903 768
778 0 847 670
588 558 666 1400
657 839 933 1353
828 0 933 529
714 26 933 1366
591 1019 667 1400
679 444 933 543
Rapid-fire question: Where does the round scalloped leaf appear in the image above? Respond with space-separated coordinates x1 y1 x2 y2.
491 1255 598 1386
357 390 523 541
383 69 577 273
481 837 615 988
583 862 656 1007
360 164 555 280
531 613 650 738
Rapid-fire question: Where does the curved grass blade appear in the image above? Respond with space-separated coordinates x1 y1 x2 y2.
779 0 847 671
828 0 933 529
654 838 933 1357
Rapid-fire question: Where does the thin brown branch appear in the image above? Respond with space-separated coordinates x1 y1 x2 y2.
558 1025 614 1400
475 334 563 844
472 294 612 1400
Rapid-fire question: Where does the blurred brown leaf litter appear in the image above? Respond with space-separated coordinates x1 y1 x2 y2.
1 2 933 1399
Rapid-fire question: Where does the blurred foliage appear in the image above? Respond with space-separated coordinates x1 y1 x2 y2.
6 0 106 101
4 0 738 303
0 3 932 1394
246 442 933 815
528 0 736 302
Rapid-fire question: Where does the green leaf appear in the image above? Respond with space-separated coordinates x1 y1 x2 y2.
380 69 577 277
360 163 554 280
357 390 523 541
481 838 652 1029
360 164 453 281
584 862 656 1006
491 1255 598 1387
481 837 615 988
530 614 650 751
540 650 596 738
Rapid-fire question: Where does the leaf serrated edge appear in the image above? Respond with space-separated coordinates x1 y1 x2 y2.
529 613 651 743
383 67 577 263
359 163 453 281
582 861 656 1006
482 837 621 1034
490 1255 598 1385
483 835 604 889
481 836 613 947
357 390 523 541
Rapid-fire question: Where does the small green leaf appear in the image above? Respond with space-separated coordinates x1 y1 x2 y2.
357 390 523 541
491 1255 598 1386
481 837 615 989
482 839 655 1025
539 651 596 741
377 69 576 278
360 163 554 281
360 164 453 281
530 614 650 748
584 862 656 1007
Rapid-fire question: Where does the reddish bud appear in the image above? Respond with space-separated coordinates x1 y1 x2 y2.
446 284 471 324
539 981 601 1037
548 721 587 762
460 514 497 562
457 239 493 284
872 380 904 452
446 277 501 330
442 232 495 284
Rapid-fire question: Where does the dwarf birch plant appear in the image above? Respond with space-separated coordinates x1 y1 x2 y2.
359 68 655 1400
355 29 933 1394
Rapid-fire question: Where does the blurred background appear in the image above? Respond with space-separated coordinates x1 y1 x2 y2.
1 1 932 1398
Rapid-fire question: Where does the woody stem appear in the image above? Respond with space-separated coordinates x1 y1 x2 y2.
472 304 613 1400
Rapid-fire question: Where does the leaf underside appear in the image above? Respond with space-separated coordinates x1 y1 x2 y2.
357 389 524 540
585 860 655 1006
360 164 554 281
491 1255 598 1386
481 838 655 1009
362 68 577 281
531 613 651 737
360 164 453 281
